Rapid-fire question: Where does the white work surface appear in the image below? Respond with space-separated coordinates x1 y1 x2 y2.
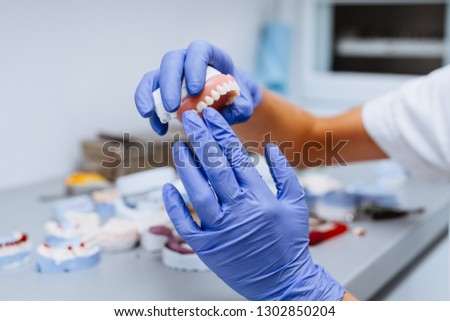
1 161 449 300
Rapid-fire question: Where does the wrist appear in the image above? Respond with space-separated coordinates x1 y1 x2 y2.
278 263 345 301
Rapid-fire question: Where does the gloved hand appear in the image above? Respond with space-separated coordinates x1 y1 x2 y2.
135 40 263 136
163 107 345 301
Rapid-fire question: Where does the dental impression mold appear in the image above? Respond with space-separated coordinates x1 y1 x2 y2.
153 66 240 123
0 232 31 270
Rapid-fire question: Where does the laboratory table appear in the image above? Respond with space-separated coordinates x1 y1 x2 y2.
1 161 449 300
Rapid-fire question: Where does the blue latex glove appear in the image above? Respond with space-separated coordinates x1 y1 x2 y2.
135 40 263 135
163 107 345 301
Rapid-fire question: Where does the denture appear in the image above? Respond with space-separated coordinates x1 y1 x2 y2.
153 66 240 123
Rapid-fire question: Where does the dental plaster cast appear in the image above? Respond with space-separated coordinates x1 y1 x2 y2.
96 218 139 252
162 237 209 272
141 224 173 252
115 168 176 232
36 236 100 273
40 212 100 272
148 225 208 271
51 195 95 220
91 189 120 223
0 232 31 270
115 199 170 233
65 172 111 196
43 212 100 245
153 66 240 123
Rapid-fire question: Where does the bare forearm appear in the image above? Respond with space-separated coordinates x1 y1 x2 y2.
234 89 387 167
342 292 358 301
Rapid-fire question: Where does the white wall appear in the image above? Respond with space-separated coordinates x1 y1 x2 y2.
0 0 270 191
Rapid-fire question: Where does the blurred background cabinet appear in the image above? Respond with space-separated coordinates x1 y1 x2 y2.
294 0 450 113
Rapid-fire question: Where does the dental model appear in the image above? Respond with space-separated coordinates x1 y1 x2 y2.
44 212 100 245
96 218 139 252
0 232 31 270
147 225 208 271
91 189 120 223
65 172 111 196
51 195 95 220
153 66 240 123
115 168 177 232
141 224 173 252
115 200 170 233
162 235 208 272
36 237 100 273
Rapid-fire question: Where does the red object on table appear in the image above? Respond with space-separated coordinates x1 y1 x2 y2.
309 222 348 245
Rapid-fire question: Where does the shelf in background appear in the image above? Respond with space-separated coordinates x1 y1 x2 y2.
336 37 445 59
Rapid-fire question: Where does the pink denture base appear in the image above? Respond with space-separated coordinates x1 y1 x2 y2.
176 74 240 121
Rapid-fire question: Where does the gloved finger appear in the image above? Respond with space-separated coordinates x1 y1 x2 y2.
264 143 305 202
219 94 254 125
203 107 262 187
185 40 234 96
135 70 168 135
149 116 168 136
182 110 241 203
159 49 187 112
162 183 201 241
135 70 160 118
172 141 221 228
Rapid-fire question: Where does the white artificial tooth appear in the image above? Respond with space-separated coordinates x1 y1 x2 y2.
225 96 236 105
222 83 230 92
204 96 214 105
196 101 207 113
217 85 227 95
211 89 220 101
228 81 236 90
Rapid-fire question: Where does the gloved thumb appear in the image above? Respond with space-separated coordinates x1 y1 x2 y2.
264 143 305 203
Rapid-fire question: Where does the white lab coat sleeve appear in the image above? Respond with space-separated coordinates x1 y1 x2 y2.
362 65 450 181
